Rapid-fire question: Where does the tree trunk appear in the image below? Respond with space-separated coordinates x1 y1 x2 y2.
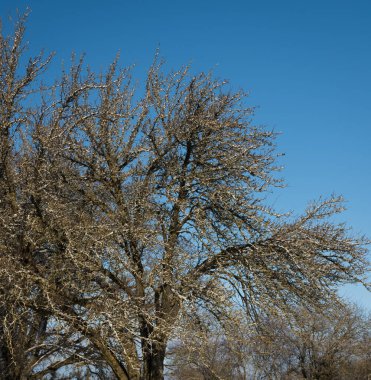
142 342 167 380
141 284 180 380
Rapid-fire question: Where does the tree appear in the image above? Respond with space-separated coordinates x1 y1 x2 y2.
168 303 371 380
0 13 115 379
167 313 254 380
0 14 369 379
249 303 371 380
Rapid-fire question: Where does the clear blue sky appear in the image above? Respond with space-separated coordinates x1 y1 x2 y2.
1 0 370 308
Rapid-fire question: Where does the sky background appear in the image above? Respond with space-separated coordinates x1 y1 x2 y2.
1 0 370 309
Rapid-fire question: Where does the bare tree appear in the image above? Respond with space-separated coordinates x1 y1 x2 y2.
0 14 369 380
169 303 370 380
0 13 114 379
250 303 371 380
167 312 254 380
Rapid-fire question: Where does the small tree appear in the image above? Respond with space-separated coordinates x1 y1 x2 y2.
250 303 371 380
169 303 370 380
0 14 369 379
167 313 254 380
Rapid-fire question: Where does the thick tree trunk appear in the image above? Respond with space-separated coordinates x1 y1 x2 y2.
140 284 180 380
142 342 167 380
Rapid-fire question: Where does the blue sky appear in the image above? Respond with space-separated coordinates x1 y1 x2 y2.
1 0 370 308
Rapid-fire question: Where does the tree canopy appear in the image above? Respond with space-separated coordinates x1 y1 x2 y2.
0 15 369 380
